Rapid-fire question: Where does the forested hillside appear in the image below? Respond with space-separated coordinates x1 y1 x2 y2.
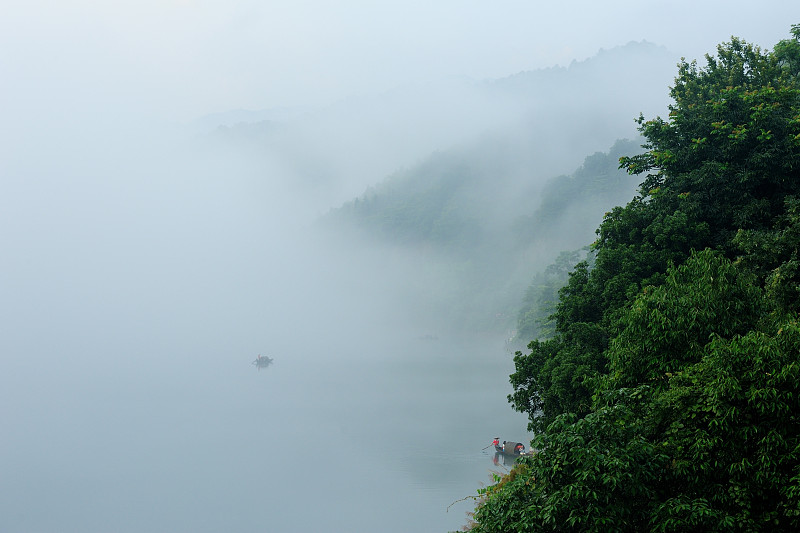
323 138 642 333
467 26 800 532
318 43 680 333
203 42 677 334
211 41 674 214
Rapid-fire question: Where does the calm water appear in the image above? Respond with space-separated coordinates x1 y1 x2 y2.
0 132 531 532
1 329 528 532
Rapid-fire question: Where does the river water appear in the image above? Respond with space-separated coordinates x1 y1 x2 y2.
0 130 531 532
2 328 528 532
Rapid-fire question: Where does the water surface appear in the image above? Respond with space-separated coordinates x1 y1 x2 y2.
0 133 531 532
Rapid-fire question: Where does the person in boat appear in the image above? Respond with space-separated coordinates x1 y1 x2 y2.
492 437 500 448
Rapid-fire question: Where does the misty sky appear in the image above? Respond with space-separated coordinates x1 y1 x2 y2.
1 0 796 130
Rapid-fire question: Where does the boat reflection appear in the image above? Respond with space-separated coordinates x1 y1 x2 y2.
493 452 518 466
490 439 533 466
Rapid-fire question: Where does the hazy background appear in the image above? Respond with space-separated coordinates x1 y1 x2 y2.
1 0 794 123
1 2 797 532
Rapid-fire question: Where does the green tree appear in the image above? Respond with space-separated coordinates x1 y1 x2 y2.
733 196 800 315
510 260 609 432
607 250 763 389
472 27 800 532
471 400 668 533
509 26 800 434
648 320 800 531
478 251 800 532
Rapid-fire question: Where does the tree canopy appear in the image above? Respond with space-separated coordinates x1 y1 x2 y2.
470 26 800 532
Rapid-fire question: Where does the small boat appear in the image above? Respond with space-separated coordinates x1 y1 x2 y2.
252 354 273 370
494 441 529 457
488 438 533 466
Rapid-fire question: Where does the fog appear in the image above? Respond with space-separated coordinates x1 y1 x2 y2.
1 2 797 532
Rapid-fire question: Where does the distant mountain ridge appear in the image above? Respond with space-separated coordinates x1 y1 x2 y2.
313 42 677 332
322 139 643 334
205 40 676 213
214 40 680 333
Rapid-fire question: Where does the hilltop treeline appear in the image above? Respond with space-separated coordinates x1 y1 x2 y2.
467 27 800 532
324 138 642 333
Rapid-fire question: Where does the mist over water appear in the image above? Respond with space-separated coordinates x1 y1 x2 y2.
0 123 529 532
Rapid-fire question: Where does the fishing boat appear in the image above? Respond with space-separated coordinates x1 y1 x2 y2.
494 440 530 457
252 354 273 370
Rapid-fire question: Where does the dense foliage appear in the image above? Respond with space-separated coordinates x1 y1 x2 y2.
470 26 800 532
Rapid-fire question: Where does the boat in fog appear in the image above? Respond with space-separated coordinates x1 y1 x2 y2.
252 354 273 370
